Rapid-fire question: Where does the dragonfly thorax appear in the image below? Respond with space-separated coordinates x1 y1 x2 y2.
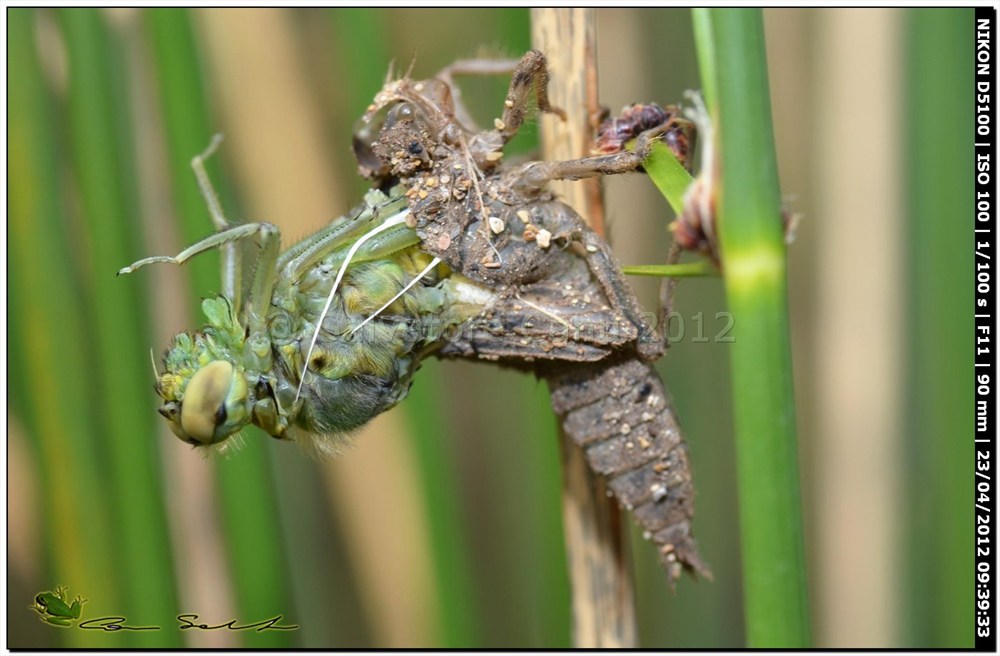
154 235 477 453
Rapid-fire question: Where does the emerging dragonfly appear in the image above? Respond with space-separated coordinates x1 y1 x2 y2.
121 50 707 581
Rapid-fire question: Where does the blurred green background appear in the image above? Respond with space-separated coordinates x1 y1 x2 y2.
7 8 974 648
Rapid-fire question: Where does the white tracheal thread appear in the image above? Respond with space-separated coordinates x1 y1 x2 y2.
514 293 573 331
295 208 412 402
351 256 442 334
458 133 503 265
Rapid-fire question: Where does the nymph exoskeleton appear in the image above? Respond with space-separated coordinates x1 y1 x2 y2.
351 50 709 579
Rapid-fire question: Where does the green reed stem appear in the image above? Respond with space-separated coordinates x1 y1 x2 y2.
9 10 126 647
903 8 974 647
695 9 810 646
58 9 181 646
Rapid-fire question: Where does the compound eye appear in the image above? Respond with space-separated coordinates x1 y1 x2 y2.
180 360 235 444
383 102 417 129
352 115 387 178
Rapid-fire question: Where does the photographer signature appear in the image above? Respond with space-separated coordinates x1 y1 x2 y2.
32 587 298 632
77 614 298 632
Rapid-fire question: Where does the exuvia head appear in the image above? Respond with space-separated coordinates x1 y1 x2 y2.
353 99 438 182
353 75 468 183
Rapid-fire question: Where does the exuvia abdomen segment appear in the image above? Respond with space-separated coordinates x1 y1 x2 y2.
545 357 709 582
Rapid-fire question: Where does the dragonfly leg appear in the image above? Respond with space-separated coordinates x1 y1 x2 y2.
577 226 664 361
435 51 567 144
434 56 522 80
506 122 671 194
495 49 567 145
244 223 281 339
191 134 229 231
191 134 246 307
433 56 522 131
118 222 278 276
658 241 684 352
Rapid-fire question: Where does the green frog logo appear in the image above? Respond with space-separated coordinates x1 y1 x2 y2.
31 586 86 627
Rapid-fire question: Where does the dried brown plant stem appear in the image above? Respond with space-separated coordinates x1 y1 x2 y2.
531 8 639 648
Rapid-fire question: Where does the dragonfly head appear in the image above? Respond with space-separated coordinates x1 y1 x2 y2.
157 351 252 448
154 299 255 448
